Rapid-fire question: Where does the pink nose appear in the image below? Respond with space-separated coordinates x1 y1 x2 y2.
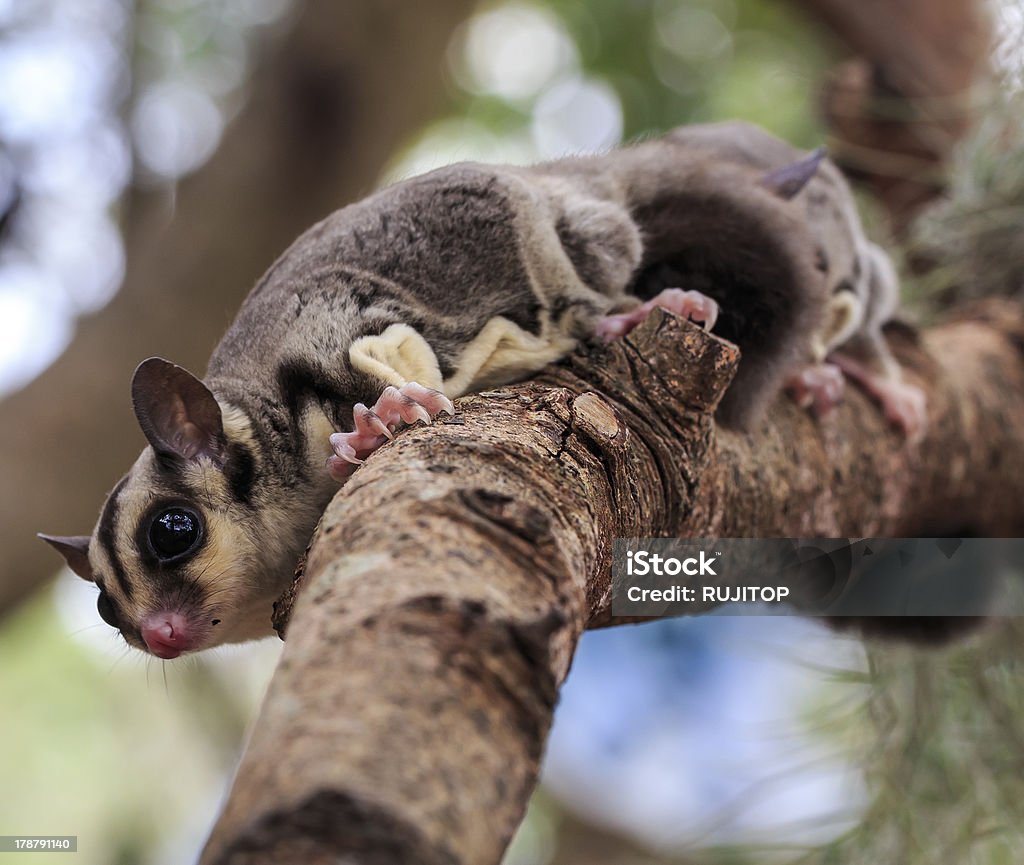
141 612 193 659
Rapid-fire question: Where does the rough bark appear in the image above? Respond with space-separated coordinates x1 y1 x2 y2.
200 301 1024 865
0 0 476 618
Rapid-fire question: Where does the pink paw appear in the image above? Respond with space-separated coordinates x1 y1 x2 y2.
596 288 719 341
785 363 845 418
830 353 928 442
326 382 454 481
876 380 928 443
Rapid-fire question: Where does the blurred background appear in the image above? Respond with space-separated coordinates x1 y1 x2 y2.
1 0 1023 862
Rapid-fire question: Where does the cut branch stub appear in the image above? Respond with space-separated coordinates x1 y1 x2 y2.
539 312 739 542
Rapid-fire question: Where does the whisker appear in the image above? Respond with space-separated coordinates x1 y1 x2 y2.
68 623 107 638
107 644 133 676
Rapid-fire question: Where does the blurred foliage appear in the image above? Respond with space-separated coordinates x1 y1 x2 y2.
905 85 1024 313
388 0 831 181
799 619 1024 865
901 0 1024 314
544 0 829 142
129 0 289 180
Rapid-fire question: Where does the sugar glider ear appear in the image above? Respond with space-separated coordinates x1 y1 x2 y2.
38 534 94 582
131 357 225 464
761 146 827 200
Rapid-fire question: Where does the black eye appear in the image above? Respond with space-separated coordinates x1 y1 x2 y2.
96 591 118 627
149 507 202 560
815 248 830 274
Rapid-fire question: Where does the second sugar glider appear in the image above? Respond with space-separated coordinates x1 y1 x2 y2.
628 121 926 433
40 120 923 658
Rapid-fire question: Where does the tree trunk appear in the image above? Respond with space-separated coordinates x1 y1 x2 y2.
0 0 476 617
200 301 1024 864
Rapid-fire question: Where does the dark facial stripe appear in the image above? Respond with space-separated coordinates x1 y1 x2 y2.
97 475 134 600
277 358 352 457
226 441 256 506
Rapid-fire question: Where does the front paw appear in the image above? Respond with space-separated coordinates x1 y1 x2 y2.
325 382 454 481
595 288 719 341
785 363 845 418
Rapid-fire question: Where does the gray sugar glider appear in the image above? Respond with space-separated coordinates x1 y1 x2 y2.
41 120 924 658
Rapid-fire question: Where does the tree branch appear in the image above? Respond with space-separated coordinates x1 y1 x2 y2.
200 300 1024 864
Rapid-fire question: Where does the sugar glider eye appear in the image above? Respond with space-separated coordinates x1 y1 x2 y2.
814 248 830 274
96 591 118 627
149 507 203 560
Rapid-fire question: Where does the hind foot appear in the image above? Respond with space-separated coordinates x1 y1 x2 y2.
596 288 719 341
326 382 454 481
785 363 845 418
830 353 927 442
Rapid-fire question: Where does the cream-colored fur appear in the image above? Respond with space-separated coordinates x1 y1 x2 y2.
349 324 445 391
349 319 579 398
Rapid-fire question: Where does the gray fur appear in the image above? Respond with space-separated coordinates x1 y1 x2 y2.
41 121 903 655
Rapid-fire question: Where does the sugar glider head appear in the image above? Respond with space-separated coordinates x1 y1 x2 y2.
40 358 297 658
764 147 857 292
764 146 906 356
794 155 889 328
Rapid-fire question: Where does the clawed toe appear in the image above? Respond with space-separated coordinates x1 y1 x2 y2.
328 434 364 464
326 432 372 481
398 382 455 417
354 403 393 440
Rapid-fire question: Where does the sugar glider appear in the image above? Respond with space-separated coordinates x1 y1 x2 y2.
626 122 925 432
40 121 924 658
